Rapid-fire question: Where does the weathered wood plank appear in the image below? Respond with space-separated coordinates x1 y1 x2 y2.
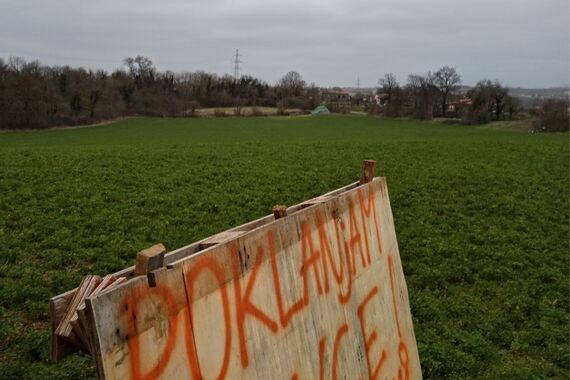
85 178 422 379
55 275 101 345
49 289 77 361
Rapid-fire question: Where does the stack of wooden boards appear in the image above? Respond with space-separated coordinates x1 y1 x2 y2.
52 243 167 357
54 274 126 354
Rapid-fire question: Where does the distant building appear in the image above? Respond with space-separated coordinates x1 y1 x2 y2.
447 97 473 116
372 93 389 107
321 89 351 113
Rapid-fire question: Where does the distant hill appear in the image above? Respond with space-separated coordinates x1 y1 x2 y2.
509 87 570 105
458 85 569 107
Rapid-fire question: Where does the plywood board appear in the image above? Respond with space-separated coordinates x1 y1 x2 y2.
86 178 421 379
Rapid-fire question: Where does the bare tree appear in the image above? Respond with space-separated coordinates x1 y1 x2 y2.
406 74 423 115
378 73 399 107
505 95 520 120
417 73 438 120
306 83 321 109
8 56 26 73
535 98 570 132
466 79 511 123
123 56 155 88
492 81 508 121
276 71 306 108
434 66 461 117
277 71 305 95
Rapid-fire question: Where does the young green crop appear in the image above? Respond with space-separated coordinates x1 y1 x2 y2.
0 115 568 379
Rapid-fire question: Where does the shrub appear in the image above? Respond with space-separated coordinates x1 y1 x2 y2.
250 107 264 117
213 109 228 117
233 105 243 116
367 102 379 116
186 100 200 117
533 99 569 132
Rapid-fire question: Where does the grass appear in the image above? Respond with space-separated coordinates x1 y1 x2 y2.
0 115 568 379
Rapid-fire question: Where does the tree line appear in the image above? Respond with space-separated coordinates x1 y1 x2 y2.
371 66 568 131
0 56 321 129
372 66 520 122
0 56 566 131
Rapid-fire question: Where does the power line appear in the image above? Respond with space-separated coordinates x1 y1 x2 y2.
232 49 242 82
356 76 360 91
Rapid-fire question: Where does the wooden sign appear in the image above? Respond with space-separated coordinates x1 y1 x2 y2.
82 177 420 379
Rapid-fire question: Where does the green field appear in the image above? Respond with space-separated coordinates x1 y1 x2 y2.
0 116 568 379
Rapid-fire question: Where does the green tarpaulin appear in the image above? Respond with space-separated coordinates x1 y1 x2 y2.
311 105 331 115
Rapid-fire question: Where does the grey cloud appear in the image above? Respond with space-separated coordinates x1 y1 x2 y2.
0 0 568 87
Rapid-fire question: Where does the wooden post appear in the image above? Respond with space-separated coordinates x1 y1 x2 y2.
273 205 288 219
135 244 166 276
359 159 376 185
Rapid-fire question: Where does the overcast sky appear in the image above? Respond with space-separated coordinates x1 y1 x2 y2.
1 0 568 88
